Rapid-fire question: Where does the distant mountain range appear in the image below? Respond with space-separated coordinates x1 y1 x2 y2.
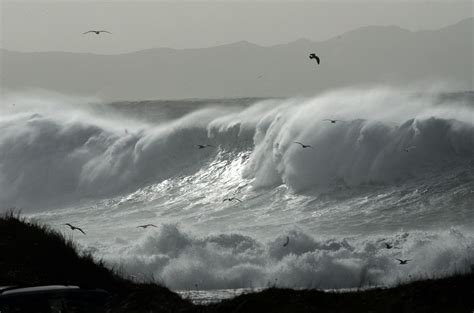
1 18 472 100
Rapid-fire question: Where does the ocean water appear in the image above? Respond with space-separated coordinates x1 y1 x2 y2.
1 87 473 294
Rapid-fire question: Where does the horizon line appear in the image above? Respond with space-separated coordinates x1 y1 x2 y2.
0 16 471 56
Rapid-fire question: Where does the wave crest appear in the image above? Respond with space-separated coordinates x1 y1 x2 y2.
1 88 473 209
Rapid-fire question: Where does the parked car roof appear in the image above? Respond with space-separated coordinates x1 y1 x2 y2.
0 285 81 296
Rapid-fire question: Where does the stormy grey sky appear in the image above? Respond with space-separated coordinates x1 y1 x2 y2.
1 1 473 54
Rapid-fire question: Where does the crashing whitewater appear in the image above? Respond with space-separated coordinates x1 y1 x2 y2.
1 87 473 290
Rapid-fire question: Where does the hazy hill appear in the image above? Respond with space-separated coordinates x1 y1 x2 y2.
1 18 472 100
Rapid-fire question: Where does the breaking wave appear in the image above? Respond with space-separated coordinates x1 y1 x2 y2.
1 87 473 209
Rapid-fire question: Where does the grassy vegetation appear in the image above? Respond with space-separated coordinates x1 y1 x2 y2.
205 274 474 313
0 212 194 313
1 212 473 313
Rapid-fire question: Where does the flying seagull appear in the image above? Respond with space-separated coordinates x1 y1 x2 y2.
323 119 344 124
223 197 242 203
195 144 215 149
309 53 320 64
137 224 158 229
283 236 290 247
404 146 417 152
395 258 411 265
83 30 112 35
63 223 86 235
294 142 313 149
385 243 394 249
384 243 400 249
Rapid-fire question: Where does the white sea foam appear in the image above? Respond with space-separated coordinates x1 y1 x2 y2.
108 224 474 290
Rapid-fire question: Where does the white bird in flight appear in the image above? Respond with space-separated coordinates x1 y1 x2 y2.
63 223 86 235
223 197 242 203
83 30 112 35
323 119 344 124
137 224 158 229
195 144 215 149
294 142 313 149
395 258 411 265
309 53 320 64
384 243 401 249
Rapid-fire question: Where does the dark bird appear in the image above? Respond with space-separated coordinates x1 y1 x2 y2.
63 223 86 235
137 224 158 229
257 75 264 79
309 53 320 64
124 129 128 134
323 119 343 124
283 236 290 247
384 243 401 249
294 141 313 149
395 258 411 265
83 30 112 35
195 144 215 149
404 146 417 152
223 197 242 203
